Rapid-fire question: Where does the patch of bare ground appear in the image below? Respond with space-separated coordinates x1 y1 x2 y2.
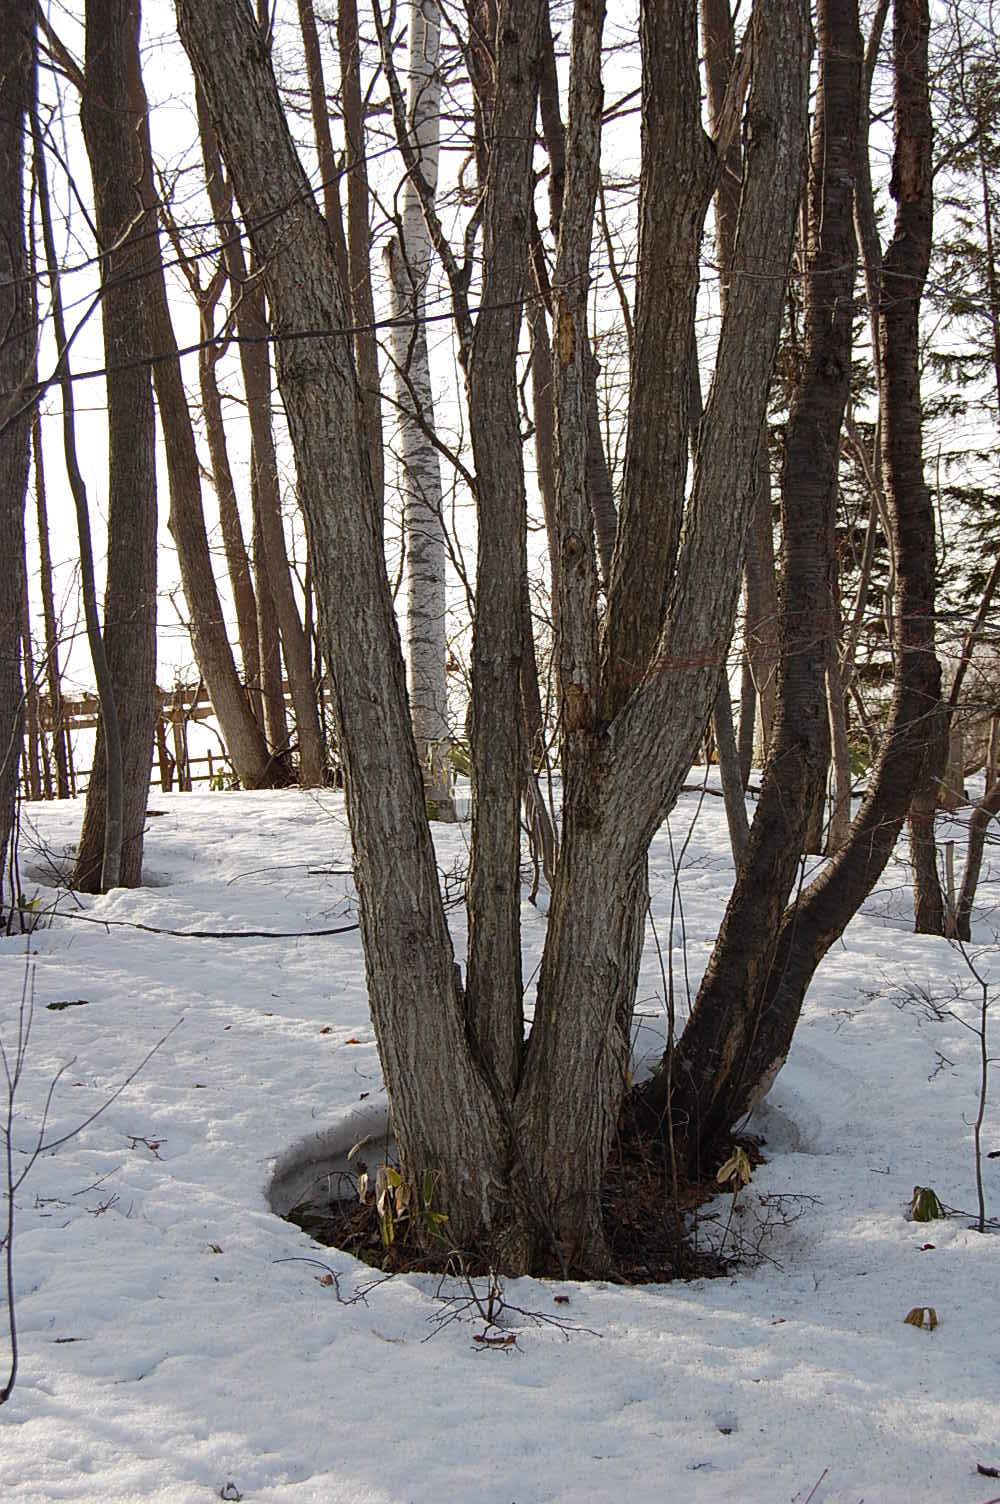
287 1108 754 1283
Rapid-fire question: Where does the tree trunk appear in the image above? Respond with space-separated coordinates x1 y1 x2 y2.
954 721 1000 941
702 0 779 782
178 0 809 1273
642 0 863 1155
826 639 853 852
30 379 70 798
20 569 41 801
385 0 455 821
908 704 948 932
33 59 125 890
195 91 323 783
0 3 32 909
252 481 289 764
742 467 780 771
654 0 937 1164
534 4 617 589
74 0 158 893
336 0 384 510
197 320 264 734
295 0 350 281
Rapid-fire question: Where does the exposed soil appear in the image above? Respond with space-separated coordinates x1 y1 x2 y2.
287 1112 760 1283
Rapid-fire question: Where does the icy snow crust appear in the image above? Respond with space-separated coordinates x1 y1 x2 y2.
0 777 997 1502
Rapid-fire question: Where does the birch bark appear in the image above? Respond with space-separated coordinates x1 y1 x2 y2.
385 0 455 819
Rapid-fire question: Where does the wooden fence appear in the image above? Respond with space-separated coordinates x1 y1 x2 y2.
21 683 236 799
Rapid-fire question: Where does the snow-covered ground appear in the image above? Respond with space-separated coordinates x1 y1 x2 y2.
0 776 997 1503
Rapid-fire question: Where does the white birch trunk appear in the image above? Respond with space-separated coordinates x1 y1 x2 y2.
386 0 454 819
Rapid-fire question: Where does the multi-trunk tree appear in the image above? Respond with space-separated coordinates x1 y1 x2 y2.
177 0 811 1272
642 0 938 1150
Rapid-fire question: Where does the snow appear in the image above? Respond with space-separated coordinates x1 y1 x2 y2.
1 778 998 1503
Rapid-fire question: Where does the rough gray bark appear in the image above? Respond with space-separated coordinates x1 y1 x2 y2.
29 365 70 798
196 298 263 732
177 0 507 1255
195 90 322 783
702 0 778 782
601 0 717 717
535 3 617 586
178 0 809 1273
0 3 32 910
651 0 937 1162
459 0 544 1101
33 75 124 890
73 0 158 893
295 0 350 281
336 0 384 509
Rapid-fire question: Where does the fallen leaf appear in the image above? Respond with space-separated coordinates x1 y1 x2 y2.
319 1026 332 1035
473 1332 517 1347
903 1305 938 1330
208 1243 223 1254
554 1295 569 1305
316 1273 334 1287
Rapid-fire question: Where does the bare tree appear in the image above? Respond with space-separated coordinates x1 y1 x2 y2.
177 0 809 1272
336 0 384 508
32 50 125 891
0 3 33 911
72 0 158 892
385 0 455 819
194 90 323 784
648 0 939 1161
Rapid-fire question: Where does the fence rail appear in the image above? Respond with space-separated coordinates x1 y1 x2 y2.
21 682 243 799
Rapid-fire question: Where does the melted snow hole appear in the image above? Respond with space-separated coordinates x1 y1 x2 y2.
267 1099 395 1218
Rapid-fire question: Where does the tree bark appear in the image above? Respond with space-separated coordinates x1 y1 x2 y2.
535 4 616 586
177 0 809 1273
642 0 861 1157
460 0 545 1101
655 0 937 1163
20 565 40 800
29 372 70 798
601 0 717 718
515 0 811 1267
33 78 124 890
196 307 264 732
295 0 350 281
195 91 323 783
177 0 508 1254
385 0 455 821
336 0 384 510
74 0 158 893
0 3 32 908
702 0 779 781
